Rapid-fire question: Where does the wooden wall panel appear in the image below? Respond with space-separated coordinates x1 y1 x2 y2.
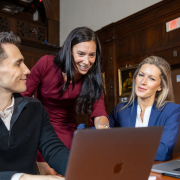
171 67 180 104
21 51 43 70
42 0 60 46
116 36 130 61
167 28 180 45
147 24 162 51
48 19 59 46
96 0 180 114
19 42 59 70
154 47 180 65
131 29 148 56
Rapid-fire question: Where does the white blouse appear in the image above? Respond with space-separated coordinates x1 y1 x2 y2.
135 105 152 127
0 97 14 130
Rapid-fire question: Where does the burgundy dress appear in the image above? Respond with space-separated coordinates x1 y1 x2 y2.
22 55 108 162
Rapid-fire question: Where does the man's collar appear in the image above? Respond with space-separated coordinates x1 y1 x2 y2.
5 95 14 111
12 93 26 111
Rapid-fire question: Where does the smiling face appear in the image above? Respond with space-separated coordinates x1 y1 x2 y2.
135 64 162 101
72 40 96 77
0 43 30 93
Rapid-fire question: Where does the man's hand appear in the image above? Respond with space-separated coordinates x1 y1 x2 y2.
20 174 65 180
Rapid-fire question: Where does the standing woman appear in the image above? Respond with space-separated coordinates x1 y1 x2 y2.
109 56 180 161
22 27 109 174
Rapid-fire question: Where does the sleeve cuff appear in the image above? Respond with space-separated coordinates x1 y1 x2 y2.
11 173 24 180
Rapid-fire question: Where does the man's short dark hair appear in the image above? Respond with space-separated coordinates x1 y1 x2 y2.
0 31 21 61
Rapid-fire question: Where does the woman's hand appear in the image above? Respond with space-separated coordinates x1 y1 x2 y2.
94 116 110 129
20 174 65 180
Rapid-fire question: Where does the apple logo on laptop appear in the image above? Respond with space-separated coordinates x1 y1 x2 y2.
114 162 123 174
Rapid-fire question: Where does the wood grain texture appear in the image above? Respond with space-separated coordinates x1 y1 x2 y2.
96 0 180 114
0 1 60 70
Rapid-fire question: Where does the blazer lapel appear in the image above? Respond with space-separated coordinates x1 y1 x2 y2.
148 102 160 126
129 99 137 127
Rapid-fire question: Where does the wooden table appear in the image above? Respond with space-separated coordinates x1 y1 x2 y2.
150 153 180 179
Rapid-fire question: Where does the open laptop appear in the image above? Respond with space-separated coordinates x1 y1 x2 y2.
152 160 180 178
65 126 164 180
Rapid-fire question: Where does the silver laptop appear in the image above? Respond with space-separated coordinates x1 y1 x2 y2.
152 160 180 178
65 126 163 180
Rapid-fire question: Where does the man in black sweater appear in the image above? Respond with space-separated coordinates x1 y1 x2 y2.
0 32 69 180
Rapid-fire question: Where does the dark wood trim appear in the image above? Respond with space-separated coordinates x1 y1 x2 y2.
43 0 52 20
0 11 47 26
43 0 60 46
21 39 60 52
96 0 178 35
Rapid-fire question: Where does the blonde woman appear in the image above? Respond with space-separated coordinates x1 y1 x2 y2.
109 56 180 161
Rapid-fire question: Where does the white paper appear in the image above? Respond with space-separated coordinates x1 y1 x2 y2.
148 176 156 180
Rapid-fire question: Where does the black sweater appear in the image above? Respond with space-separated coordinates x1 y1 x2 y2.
0 93 69 180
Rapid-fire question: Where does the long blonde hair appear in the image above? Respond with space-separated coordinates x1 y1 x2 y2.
123 56 174 110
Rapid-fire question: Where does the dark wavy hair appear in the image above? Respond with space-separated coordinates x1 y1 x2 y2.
54 27 104 114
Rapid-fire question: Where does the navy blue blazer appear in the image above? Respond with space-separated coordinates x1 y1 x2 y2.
109 100 180 161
